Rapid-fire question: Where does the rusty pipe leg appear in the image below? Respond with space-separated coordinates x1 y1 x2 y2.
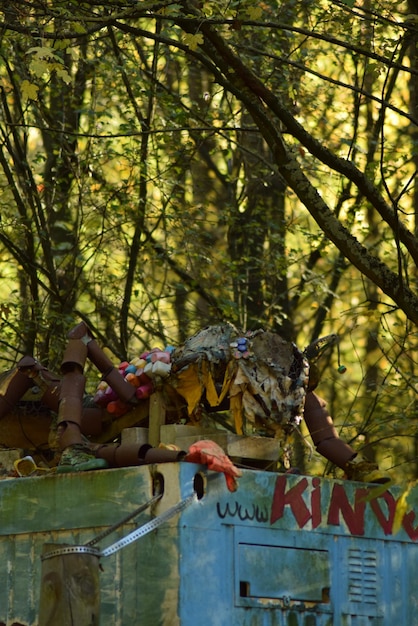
18 353 108 437
68 321 137 404
315 438 356 469
80 407 108 437
0 355 63 420
304 391 356 469
303 391 390 482
57 336 89 448
56 331 108 473
0 367 35 419
62 339 88 372
56 370 86 449
17 356 62 413
101 368 137 403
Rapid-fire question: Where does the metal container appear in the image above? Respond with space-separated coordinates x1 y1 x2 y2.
0 463 417 625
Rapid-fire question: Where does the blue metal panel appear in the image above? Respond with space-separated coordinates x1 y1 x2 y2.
174 466 418 626
0 464 417 625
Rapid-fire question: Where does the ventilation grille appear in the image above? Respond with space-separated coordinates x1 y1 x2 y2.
348 547 378 605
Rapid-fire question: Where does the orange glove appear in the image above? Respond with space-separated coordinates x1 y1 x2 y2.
185 439 242 492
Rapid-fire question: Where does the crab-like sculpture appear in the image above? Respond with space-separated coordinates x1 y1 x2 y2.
0 322 387 484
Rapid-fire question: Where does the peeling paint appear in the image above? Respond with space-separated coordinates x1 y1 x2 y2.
0 465 417 624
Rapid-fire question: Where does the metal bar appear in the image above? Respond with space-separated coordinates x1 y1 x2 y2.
100 493 197 558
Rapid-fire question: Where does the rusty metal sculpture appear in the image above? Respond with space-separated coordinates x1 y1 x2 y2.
0 322 387 482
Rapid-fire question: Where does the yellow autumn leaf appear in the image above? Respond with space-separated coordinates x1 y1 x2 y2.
21 80 39 101
54 66 72 84
72 22 87 34
392 483 413 535
358 480 394 504
183 32 204 51
29 58 50 78
246 6 262 19
27 46 60 60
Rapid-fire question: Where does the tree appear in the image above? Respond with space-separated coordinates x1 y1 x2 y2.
0 0 417 479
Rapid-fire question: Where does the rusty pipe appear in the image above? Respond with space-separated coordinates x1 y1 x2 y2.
80 407 107 437
57 370 86 427
304 391 356 468
0 368 35 419
94 443 185 467
315 438 356 469
61 339 88 373
68 321 137 403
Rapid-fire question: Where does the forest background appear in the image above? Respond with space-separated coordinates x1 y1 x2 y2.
0 0 417 480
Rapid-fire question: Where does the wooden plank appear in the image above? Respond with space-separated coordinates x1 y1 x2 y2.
121 426 149 446
160 424 280 460
38 543 100 626
160 424 219 442
160 423 228 452
148 390 166 447
226 435 280 461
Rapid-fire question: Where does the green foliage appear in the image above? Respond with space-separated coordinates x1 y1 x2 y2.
0 0 417 480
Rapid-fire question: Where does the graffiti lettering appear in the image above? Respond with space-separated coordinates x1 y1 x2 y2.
401 510 418 541
271 475 418 540
270 476 322 529
370 490 397 535
327 482 369 535
217 501 268 523
218 475 418 541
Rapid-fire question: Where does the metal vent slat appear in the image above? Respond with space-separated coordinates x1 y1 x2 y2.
348 548 378 604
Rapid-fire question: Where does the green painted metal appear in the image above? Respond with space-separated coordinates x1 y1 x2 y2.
0 464 417 625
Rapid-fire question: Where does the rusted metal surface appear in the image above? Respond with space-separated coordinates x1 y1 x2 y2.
0 464 417 625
